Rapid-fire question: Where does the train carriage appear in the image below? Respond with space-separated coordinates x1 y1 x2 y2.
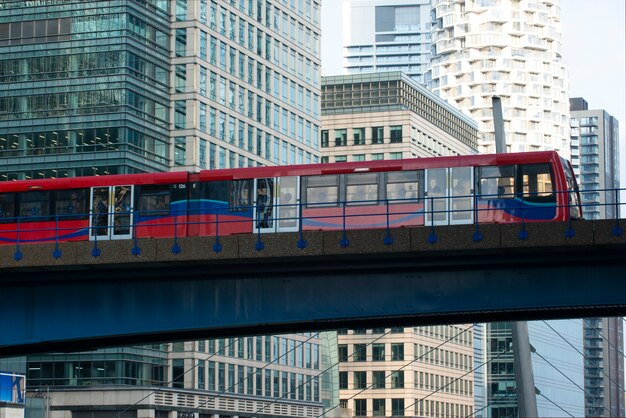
0 151 581 245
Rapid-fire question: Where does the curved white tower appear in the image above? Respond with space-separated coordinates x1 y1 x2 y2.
429 0 570 157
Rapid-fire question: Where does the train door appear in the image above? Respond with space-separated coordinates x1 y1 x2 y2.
425 168 473 226
253 176 299 233
89 185 134 240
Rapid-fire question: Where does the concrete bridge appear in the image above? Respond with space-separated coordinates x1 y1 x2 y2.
1 219 625 355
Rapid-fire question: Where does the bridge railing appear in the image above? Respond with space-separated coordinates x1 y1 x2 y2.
0 187 623 256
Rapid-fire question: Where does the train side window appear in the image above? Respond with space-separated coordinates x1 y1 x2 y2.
19 191 51 220
386 171 421 203
230 180 252 211
477 165 515 199
138 185 171 217
55 189 88 219
305 175 338 208
0 193 15 222
346 173 379 205
519 163 554 203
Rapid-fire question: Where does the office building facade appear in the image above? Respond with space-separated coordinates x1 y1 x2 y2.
341 0 432 84
569 97 620 220
338 326 475 418
0 0 172 180
428 0 571 156
0 0 322 181
172 0 321 171
24 335 331 418
321 72 478 164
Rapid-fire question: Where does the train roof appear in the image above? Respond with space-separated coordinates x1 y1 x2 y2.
0 151 563 192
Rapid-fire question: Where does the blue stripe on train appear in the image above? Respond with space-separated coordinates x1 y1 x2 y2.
480 198 557 220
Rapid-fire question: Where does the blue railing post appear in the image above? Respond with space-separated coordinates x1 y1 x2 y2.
171 209 181 254
53 214 62 259
213 208 223 253
428 196 437 244
340 200 349 248
132 207 141 256
565 189 575 238
91 209 101 257
14 218 23 261
297 200 307 249
473 192 482 242
613 187 622 237
384 199 393 245
255 207 265 251
518 193 528 240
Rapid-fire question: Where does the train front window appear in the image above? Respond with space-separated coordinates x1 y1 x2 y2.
305 175 338 208
519 163 554 203
19 191 51 219
0 193 15 221
346 173 379 205
386 171 420 203
477 166 515 199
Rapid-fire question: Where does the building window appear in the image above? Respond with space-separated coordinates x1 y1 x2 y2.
391 371 404 388
372 126 384 144
390 125 402 143
391 398 405 416
391 343 404 360
338 344 348 362
335 129 347 146
335 155 347 163
372 371 385 389
354 371 367 389
321 130 329 148
372 153 384 161
353 127 365 145
372 343 385 361
373 399 385 416
353 344 366 361
389 152 402 160
339 371 348 389
353 154 365 162
355 399 367 417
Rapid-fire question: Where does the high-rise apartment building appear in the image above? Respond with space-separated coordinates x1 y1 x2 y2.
341 0 432 84
321 72 478 164
0 0 322 181
428 0 571 156
582 318 625 417
569 97 620 220
337 326 475 418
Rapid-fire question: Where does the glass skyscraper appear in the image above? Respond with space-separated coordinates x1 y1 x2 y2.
0 0 172 180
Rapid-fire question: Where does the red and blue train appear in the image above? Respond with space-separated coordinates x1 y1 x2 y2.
0 151 581 245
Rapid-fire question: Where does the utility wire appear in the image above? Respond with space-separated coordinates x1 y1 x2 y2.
543 320 626 393
531 344 614 418
535 387 575 418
